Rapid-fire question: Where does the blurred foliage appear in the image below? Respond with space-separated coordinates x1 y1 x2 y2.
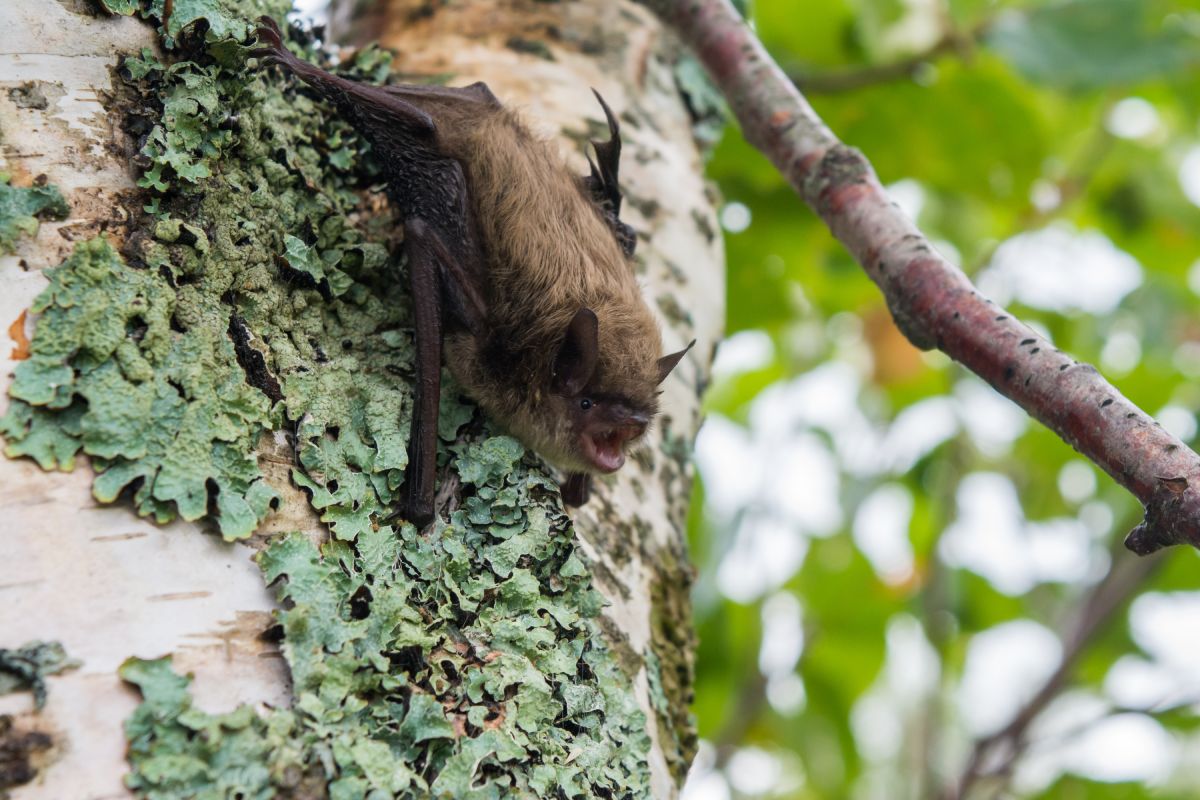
690 0 1200 798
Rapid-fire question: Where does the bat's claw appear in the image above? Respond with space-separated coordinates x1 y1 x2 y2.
250 15 289 64
408 502 433 528
560 472 592 507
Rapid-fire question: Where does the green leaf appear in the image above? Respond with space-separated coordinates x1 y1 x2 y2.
986 0 1200 90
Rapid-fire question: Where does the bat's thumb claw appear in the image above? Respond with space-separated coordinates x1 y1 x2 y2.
257 14 282 34
251 15 286 55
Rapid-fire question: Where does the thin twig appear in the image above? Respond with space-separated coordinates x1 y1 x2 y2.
945 545 1164 799
968 100 1117 273
791 20 987 95
791 35 959 94
644 0 1200 555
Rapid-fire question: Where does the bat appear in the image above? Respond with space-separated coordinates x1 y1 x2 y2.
252 17 692 526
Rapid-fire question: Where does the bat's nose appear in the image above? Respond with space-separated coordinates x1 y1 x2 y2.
614 407 649 429
617 412 649 442
625 410 651 426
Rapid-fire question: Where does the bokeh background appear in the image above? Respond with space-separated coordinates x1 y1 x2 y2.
685 0 1200 798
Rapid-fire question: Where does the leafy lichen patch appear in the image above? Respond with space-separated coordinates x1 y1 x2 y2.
123 435 652 796
0 641 80 711
4 1 660 794
0 175 70 255
1 235 279 538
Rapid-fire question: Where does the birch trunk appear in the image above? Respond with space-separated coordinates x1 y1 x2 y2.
0 1 720 797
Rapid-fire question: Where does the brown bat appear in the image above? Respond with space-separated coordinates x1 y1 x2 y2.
252 18 692 526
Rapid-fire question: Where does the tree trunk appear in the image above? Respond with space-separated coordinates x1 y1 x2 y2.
0 1 718 797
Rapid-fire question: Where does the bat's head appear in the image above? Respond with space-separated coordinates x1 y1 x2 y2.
545 307 692 474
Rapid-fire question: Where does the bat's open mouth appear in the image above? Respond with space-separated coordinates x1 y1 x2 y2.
580 428 635 472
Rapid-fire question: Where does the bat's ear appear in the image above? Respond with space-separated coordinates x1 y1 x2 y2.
553 308 600 396
656 339 695 384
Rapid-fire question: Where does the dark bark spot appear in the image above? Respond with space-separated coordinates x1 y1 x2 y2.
349 586 372 620
1102 398 1114 408
0 716 53 791
387 645 427 677
259 623 285 643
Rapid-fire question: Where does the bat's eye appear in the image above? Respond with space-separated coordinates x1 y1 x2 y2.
580 398 594 411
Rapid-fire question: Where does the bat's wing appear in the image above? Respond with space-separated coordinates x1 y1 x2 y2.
583 91 637 258
256 18 496 527
254 17 490 335
399 218 443 527
252 17 436 150
401 212 489 527
379 81 502 112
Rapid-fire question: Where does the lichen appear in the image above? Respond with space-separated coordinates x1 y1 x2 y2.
1 236 279 537
122 436 653 797
2 0 661 795
646 556 698 785
0 175 69 254
672 56 727 150
0 641 79 710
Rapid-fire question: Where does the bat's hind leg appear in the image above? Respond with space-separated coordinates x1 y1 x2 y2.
561 473 592 507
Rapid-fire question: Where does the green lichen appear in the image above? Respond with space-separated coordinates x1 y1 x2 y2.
123 438 651 797
1 236 278 537
0 641 80 710
672 56 727 151
99 0 290 46
646 554 698 785
1 1 667 795
0 175 69 254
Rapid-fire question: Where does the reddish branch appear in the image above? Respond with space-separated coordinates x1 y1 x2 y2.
646 0 1200 555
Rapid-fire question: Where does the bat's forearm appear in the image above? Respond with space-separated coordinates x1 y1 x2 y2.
403 218 444 527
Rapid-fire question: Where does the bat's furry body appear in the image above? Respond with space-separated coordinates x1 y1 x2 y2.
253 19 688 523
443 112 664 473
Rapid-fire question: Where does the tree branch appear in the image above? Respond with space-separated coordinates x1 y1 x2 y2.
945 546 1164 799
644 0 1200 555
790 35 960 94
790 19 988 96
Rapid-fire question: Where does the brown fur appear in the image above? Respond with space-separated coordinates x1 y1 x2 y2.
437 107 665 472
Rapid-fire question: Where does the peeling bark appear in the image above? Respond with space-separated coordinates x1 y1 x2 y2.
645 0 1200 556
